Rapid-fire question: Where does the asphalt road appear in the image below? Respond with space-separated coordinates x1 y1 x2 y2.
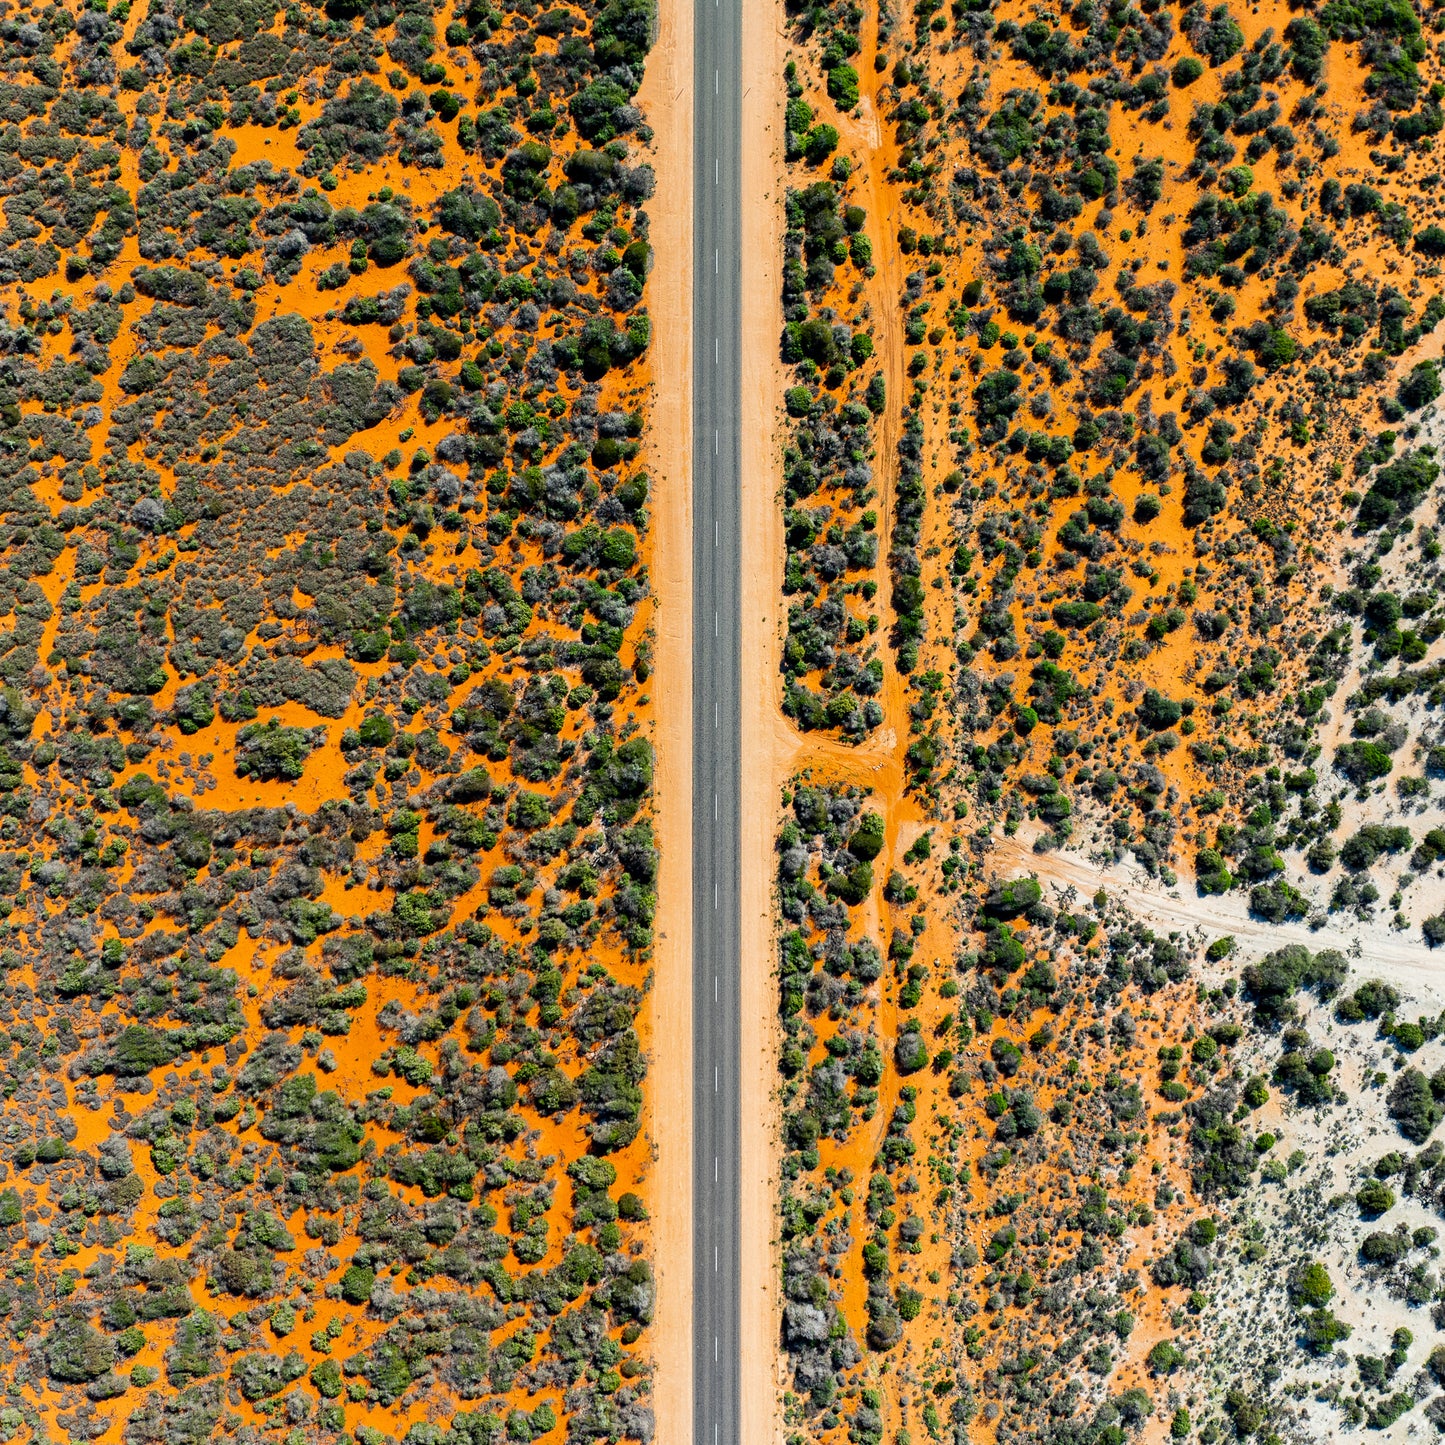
691 0 742 1432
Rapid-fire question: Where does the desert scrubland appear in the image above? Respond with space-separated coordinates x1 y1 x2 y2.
755 0 1445 1438
0 0 675 1440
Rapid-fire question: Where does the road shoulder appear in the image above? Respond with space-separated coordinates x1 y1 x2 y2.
739 3 788 1437
635 0 694 1432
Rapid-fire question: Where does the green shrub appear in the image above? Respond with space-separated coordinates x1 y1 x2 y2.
1400 359 1442 411
826 63 859 108
311 1359 343 1397
1147 1340 1185 1374
1289 1261 1334 1308
234 720 314 782
983 876 1042 918
826 860 873 906
804 124 839 163
1300 1307 1352 1354
848 812 885 861
44 1317 116 1382
1240 944 1348 1020
339 1264 375 1304
895 1031 929 1074
1389 1068 1444 1143
1337 979 1399 1022
1137 689 1183 730
1356 1178 1396 1215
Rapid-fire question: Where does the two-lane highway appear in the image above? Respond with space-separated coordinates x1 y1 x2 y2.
691 0 742 1432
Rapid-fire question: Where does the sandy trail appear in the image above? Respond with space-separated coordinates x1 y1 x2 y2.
635 0 696 1428
992 829 1445 995
735 5 965 1419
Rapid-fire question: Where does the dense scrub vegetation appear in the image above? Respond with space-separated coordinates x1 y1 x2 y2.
774 0 1445 1435
778 131 889 736
780 0 1445 885
0 0 663 1438
773 771 1223 1442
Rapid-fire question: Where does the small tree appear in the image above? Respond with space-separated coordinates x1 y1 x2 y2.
1289 1260 1334 1308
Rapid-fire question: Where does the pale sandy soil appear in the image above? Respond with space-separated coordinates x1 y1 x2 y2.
1173 957 1445 1442
635 0 696 1428
739 0 791 1435
993 828 1445 990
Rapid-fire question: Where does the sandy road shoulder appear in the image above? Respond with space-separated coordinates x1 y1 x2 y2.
635 0 696 1431
739 0 791 1434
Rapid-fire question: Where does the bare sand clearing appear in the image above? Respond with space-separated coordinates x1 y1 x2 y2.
740 3 792 1437
635 0 696 1429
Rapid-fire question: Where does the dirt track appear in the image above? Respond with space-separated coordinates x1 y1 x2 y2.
993 830 1445 1001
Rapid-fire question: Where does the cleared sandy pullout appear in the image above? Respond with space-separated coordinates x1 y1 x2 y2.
635 0 694 1431
739 0 790 1436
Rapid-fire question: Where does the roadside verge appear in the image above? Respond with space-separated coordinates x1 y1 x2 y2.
739 4 788 1438
635 0 694 1432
